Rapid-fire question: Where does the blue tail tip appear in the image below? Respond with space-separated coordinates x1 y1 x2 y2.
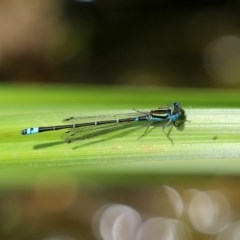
21 127 39 135
21 129 27 135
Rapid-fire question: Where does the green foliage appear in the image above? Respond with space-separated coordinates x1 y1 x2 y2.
0 84 240 185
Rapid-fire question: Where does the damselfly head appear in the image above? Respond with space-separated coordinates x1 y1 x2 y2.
174 107 186 131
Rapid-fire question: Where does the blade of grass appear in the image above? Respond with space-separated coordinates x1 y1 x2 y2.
0 84 240 115
1 107 240 173
0 84 240 187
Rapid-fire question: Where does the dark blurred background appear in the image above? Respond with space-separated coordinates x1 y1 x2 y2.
1 0 240 87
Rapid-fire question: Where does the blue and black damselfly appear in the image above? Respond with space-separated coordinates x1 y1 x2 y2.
21 102 186 144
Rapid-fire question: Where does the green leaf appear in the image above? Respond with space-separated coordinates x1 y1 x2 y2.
0 84 240 185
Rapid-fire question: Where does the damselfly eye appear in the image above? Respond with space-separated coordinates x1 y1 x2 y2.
174 108 186 130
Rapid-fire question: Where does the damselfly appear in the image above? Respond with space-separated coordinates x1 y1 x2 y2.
21 102 186 144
